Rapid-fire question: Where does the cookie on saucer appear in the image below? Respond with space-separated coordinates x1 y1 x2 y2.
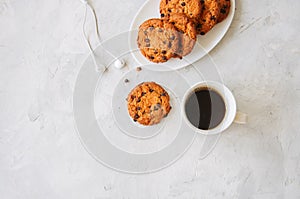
127 82 171 125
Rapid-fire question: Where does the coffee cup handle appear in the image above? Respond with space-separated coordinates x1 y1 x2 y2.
234 111 248 124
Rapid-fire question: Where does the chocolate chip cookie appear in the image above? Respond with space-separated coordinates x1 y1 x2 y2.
127 82 171 126
196 0 220 35
160 0 202 20
168 13 197 56
217 0 231 23
137 18 180 63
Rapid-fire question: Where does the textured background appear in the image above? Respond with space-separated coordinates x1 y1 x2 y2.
0 0 300 198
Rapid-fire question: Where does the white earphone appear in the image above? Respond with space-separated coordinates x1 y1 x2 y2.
80 0 125 71
114 59 126 69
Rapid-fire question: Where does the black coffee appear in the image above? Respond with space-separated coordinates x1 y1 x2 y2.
185 88 226 130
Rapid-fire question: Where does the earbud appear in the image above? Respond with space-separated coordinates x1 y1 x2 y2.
114 59 126 69
80 0 125 72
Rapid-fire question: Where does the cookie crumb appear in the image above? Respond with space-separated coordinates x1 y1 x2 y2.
136 67 142 71
124 79 130 83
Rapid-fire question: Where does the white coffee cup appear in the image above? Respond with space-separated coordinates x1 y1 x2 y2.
182 81 247 135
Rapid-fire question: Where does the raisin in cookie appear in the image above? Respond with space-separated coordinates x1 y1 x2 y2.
196 0 220 35
168 13 197 56
137 18 180 63
127 82 171 126
217 0 231 23
160 0 202 20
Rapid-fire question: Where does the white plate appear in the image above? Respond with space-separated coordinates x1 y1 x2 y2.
129 0 235 71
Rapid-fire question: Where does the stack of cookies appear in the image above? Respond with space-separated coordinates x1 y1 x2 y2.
137 0 231 63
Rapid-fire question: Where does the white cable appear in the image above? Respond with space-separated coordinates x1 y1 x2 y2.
82 3 105 72
87 4 125 68
87 4 101 43
81 0 125 71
